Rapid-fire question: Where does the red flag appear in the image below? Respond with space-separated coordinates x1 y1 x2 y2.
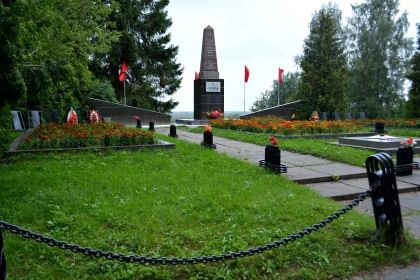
119 61 128 81
244 65 250 83
278 68 284 85
195 71 199 80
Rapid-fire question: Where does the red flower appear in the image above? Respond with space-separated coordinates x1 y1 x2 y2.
204 124 212 133
269 135 278 146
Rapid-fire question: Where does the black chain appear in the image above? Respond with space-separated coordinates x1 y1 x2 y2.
0 191 370 266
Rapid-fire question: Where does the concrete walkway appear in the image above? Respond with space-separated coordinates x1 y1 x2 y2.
157 127 420 279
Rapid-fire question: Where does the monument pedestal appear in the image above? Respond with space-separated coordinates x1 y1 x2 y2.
194 79 224 120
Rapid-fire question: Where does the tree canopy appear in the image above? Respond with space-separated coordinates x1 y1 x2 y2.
346 0 413 118
297 4 349 118
91 0 183 113
1 0 182 123
405 24 420 117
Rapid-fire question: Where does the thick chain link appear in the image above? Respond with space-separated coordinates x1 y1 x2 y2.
0 191 370 265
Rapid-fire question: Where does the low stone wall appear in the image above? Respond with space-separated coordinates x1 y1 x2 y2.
88 98 171 125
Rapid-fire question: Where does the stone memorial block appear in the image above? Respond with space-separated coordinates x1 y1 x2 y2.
194 26 224 120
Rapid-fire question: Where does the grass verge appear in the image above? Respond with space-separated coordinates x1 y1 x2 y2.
0 136 419 279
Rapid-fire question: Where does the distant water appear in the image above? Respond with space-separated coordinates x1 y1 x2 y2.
170 111 249 122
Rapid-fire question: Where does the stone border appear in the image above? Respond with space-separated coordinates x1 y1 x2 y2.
274 132 376 140
328 142 420 155
5 129 175 157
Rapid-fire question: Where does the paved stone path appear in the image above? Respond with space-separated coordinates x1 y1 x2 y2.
157 127 420 279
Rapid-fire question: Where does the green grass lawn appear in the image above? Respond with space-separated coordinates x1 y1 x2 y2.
0 136 419 279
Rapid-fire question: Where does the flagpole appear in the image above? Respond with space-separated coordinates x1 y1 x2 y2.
277 82 280 106
124 79 126 106
243 81 246 112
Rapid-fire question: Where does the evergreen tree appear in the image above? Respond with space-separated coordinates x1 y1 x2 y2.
0 1 26 110
251 72 300 112
1 0 119 116
91 0 183 113
346 0 413 118
406 24 420 117
297 4 349 118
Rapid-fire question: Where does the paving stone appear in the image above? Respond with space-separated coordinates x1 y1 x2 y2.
306 162 366 177
281 151 331 166
396 171 420 186
285 166 327 182
399 193 420 211
342 177 419 192
306 181 366 198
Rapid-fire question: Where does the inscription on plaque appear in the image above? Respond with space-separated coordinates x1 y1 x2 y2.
206 82 221 92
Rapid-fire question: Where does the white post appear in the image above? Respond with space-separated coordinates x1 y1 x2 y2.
243 82 246 112
124 79 126 106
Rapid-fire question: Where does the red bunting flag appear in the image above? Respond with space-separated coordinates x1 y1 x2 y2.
278 68 284 85
244 65 250 83
195 71 199 80
119 61 129 82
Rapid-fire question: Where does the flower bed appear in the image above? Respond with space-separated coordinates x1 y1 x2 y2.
211 117 365 135
19 122 155 150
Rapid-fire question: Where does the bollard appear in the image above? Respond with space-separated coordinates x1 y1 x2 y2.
168 125 178 138
149 121 154 131
265 145 281 167
0 229 6 280
365 152 403 245
136 119 142 129
396 147 414 176
200 131 216 149
259 145 287 173
374 122 385 134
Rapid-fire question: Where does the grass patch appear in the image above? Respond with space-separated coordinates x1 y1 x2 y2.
0 129 23 156
0 136 419 279
183 127 373 167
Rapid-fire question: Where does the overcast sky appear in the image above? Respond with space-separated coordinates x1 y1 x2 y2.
166 0 420 112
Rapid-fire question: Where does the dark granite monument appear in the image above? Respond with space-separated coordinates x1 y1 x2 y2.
194 26 224 120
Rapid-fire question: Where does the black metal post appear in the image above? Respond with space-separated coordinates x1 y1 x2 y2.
148 122 154 131
265 145 281 166
374 122 385 134
136 119 142 129
396 147 414 176
200 131 216 148
168 125 178 138
0 229 6 280
258 145 287 173
365 152 404 245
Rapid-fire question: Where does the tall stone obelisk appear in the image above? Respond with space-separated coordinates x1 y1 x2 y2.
194 25 224 120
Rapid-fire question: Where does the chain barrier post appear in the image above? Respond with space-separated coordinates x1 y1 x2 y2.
365 152 404 245
0 229 6 280
258 145 287 173
148 121 155 132
168 125 178 138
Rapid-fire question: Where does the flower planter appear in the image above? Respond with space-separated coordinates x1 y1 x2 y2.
396 147 413 176
200 131 216 149
259 145 287 173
